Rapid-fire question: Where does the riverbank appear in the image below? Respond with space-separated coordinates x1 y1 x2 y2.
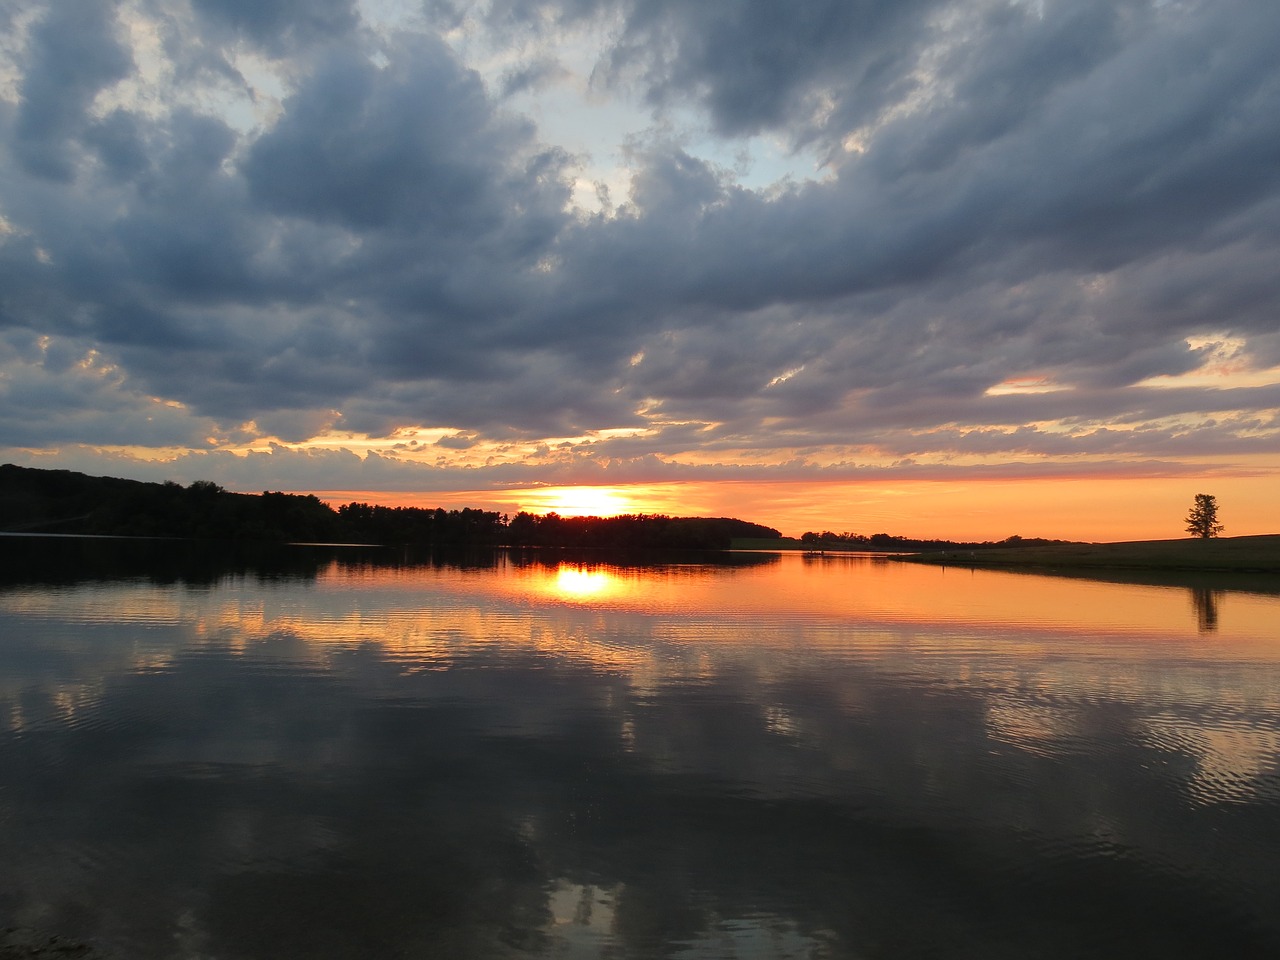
901 534 1280 574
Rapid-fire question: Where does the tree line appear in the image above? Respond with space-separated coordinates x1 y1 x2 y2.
0 465 778 550
798 531 1073 551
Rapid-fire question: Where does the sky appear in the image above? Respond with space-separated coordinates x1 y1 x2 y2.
1 0 1278 541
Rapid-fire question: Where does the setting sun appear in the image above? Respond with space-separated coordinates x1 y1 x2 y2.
534 486 637 518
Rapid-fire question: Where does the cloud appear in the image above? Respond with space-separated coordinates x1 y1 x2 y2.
12 0 133 180
486 0 948 145
0 0 1277 501
499 55 571 98
188 0 360 55
244 36 523 231
0 330 223 448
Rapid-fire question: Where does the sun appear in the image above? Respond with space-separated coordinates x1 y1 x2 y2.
537 486 635 518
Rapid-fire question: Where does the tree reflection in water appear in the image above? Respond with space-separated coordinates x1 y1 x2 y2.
1190 586 1224 632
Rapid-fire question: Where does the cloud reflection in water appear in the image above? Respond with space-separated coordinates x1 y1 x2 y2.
0 542 1278 958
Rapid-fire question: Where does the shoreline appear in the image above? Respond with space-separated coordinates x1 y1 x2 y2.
898 534 1280 575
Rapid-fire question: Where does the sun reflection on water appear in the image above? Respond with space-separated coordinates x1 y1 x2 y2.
551 565 626 602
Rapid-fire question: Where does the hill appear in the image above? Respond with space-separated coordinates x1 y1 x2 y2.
0 464 345 542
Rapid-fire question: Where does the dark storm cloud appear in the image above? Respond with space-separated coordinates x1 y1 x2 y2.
0 0 1278 483
0 9 579 440
244 36 513 231
486 0 946 143
188 0 360 54
12 0 133 180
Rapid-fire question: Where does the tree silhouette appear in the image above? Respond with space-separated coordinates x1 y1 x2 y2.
1184 493 1224 539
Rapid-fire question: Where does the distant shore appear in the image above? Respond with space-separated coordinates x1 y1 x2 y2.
899 534 1280 574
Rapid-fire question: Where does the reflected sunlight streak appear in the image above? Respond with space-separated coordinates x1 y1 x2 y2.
551 565 626 602
8 552 1280 808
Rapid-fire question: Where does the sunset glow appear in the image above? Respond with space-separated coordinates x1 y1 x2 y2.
2 1 1278 543
311 472 1279 543
525 487 639 518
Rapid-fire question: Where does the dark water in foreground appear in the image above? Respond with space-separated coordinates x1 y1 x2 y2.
1 538 1279 959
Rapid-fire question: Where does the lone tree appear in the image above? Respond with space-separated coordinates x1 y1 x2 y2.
1185 493 1224 539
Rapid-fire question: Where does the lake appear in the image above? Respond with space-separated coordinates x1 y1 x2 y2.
2 537 1278 958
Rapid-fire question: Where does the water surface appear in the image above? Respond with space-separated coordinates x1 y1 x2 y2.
1 539 1278 958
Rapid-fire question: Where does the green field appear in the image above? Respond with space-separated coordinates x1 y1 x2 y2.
901 535 1280 574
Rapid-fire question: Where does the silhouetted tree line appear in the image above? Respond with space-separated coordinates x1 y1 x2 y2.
0 465 345 541
336 501 506 545
0 465 778 550
503 511 779 550
798 530 1072 550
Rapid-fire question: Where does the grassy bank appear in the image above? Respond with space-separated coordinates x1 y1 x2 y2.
902 534 1280 574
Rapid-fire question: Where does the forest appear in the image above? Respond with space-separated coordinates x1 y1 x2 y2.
797 530 1072 551
0 464 780 550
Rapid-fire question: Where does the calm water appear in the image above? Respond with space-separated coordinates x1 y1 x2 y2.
1 538 1279 959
